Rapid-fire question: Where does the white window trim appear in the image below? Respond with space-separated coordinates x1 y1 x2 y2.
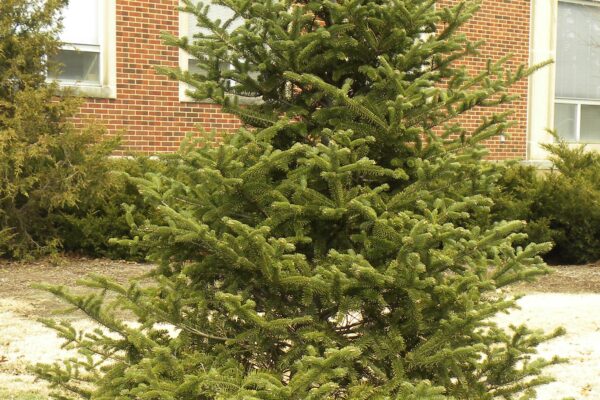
528 0 600 160
178 3 261 104
178 5 226 103
178 7 195 102
54 0 116 99
555 0 600 143
556 98 600 143
527 0 558 161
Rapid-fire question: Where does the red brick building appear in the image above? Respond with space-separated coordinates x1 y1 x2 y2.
54 1 600 162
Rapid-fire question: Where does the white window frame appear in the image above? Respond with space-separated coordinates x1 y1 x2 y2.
178 2 235 103
178 7 197 102
52 0 116 99
528 0 600 162
554 0 600 143
555 99 600 142
528 0 559 162
178 1 260 104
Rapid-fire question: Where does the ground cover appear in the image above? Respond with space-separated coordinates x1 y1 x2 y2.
0 257 598 399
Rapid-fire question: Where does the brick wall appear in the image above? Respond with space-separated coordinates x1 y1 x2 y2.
74 0 531 159
74 0 241 154
438 0 531 160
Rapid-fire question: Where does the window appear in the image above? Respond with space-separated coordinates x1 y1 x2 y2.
179 1 242 101
554 0 600 142
50 0 100 84
49 0 116 98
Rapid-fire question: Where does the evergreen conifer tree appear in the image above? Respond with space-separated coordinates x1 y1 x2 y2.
35 1 563 398
0 0 115 258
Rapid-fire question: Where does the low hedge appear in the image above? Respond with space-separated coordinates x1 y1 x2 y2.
492 139 600 264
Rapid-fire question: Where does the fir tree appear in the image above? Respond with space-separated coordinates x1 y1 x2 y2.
0 0 115 258
35 1 563 398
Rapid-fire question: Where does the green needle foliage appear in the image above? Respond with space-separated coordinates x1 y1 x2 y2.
35 1 563 398
0 0 116 258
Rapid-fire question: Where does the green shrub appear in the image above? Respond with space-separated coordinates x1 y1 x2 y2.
535 140 600 264
0 0 117 259
54 157 163 260
488 163 552 247
489 139 600 264
536 173 600 264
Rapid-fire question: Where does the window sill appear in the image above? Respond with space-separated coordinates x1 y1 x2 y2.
179 84 262 105
558 142 600 147
521 159 553 170
60 82 116 99
178 95 263 105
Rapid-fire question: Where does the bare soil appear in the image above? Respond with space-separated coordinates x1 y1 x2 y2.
509 261 600 294
0 256 599 398
0 256 151 317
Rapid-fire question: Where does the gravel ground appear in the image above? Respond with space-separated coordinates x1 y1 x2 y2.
1 256 599 398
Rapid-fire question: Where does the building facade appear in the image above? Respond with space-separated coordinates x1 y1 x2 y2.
56 0 242 154
53 0 600 161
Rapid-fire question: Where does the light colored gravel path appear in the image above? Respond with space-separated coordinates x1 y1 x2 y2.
496 293 600 400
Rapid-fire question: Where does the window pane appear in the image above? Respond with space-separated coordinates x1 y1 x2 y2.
189 59 203 74
556 2 600 100
581 105 600 142
189 58 236 89
189 59 231 74
554 103 577 141
188 1 242 37
49 49 100 83
60 0 99 46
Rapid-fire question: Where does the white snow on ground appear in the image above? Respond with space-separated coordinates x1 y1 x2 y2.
0 297 99 395
495 294 600 400
2 293 600 398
